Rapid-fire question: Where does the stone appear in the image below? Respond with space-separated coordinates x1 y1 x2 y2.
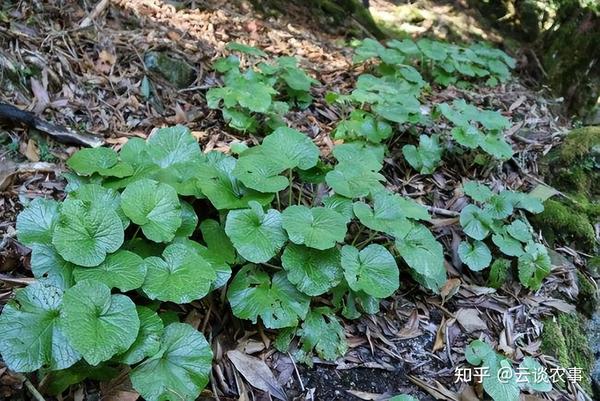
144 52 196 89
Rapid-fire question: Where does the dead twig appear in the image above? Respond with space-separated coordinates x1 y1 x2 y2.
79 0 111 28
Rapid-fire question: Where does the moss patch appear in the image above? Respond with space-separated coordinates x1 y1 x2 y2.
531 199 596 251
589 256 600 278
541 313 595 393
541 126 600 197
577 271 599 317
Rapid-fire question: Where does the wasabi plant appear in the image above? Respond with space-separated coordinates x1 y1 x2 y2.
465 340 552 401
2 124 448 397
207 42 318 132
353 38 515 86
0 38 545 398
458 181 550 290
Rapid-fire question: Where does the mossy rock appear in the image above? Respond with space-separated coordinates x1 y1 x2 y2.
589 256 600 279
577 270 599 317
530 199 596 251
540 126 600 197
144 52 197 89
541 313 595 393
589 311 600 396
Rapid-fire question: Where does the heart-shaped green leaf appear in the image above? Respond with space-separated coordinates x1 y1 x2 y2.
260 127 320 170
510 191 544 213
394 222 446 292
29 244 74 289
121 179 182 243
61 280 139 366
154 160 205 197
295 307 348 362
225 201 287 263
332 142 384 171
175 201 198 237
518 357 552 393
0 282 80 372
200 219 236 264
506 219 532 243
16 197 59 245
492 233 524 257
322 195 354 222
341 244 399 298
484 192 514 219
233 154 290 193
463 181 493 202
173 238 232 290
402 134 442 174
67 147 132 177
142 242 216 303
353 189 429 234
458 240 492 271
227 265 310 329
68 184 129 228
451 125 481 148
146 125 201 168
480 133 513 160
281 244 342 296
282 205 347 250
460 205 493 240
52 199 124 267
130 323 212 401
196 152 273 209
517 243 550 290
326 162 385 198
116 306 163 365
73 250 146 292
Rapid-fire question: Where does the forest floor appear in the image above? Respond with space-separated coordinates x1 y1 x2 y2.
0 1 594 400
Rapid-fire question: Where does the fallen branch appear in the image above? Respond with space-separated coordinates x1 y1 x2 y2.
0 103 103 148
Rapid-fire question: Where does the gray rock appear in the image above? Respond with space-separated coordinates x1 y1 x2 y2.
144 52 196 89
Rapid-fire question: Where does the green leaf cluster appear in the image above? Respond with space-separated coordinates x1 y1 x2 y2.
328 39 516 177
353 38 515 86
207 43 318 132
465 340 551 401
438 99 513 160
4 37 528 394
458 181 550 289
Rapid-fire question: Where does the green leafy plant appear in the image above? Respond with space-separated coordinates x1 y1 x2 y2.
1 37 539 397
458 181 550 290
3 124 449 396
438 99 513 160
207 42 318 132
353 37 515 87
327 39 515 179
465 340 551 401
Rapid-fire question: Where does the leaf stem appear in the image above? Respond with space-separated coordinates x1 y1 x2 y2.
351 225 365 246
276 192 281 210
288 169 293 206
131 225 141 242
356 231 378 249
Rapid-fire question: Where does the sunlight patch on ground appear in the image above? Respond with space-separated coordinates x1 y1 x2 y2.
369 0 502 43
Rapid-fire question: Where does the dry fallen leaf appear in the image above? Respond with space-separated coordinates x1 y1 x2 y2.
30 77 50 114
454 309 487 333
227 350 287 401
24 139 40 162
